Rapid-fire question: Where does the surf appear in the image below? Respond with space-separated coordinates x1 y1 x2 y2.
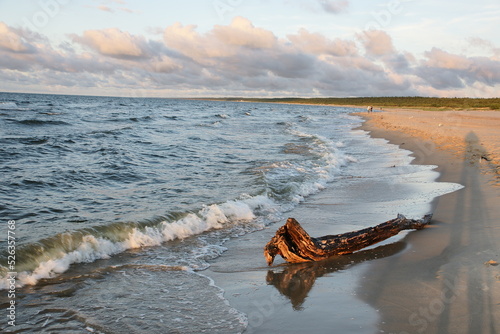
0 195 278 289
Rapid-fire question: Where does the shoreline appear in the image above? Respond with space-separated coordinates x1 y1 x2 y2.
356 110 500 333
194 97 500 111
206 106 499 333
358 108 500 186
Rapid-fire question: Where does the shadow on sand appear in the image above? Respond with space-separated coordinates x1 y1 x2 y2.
356 131 499 333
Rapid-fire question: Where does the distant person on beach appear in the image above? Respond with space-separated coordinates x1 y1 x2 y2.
367 106 373 112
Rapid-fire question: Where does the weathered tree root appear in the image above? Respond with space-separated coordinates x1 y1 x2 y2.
264 214 432 265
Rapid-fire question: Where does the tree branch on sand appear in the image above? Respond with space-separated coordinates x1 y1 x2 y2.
264 214 432 265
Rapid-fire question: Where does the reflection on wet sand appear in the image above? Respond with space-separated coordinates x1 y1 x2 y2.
266 241 406 310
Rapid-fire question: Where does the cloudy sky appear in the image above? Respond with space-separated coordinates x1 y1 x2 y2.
0 0 499 98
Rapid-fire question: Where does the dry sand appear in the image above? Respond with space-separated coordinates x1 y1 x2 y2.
358 109 500 333
364 108 500 186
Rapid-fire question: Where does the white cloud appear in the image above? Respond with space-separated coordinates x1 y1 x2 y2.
71 28 147 58
357 30 395 56
423 48 471 70
212 17 277 49
163 17 277 62
0 18 498 98
0 22 35 53
415 47 500 90
287 28 357 56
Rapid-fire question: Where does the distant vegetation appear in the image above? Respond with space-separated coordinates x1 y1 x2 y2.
208 97 500 110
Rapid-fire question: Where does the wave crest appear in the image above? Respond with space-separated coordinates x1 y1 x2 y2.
0 195 275 289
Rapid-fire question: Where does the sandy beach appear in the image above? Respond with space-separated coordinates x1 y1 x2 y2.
207 107 500 333
364 108 500 186
357 109 500 333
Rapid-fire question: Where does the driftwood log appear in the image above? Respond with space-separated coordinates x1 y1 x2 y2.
264 214 432 265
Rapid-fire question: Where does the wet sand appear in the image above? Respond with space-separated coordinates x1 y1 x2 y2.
357 109 500 334
206 108 500 333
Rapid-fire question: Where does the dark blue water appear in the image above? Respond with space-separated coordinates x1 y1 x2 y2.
0 93 462 333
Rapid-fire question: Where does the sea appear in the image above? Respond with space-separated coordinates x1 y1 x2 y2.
0 93 463 333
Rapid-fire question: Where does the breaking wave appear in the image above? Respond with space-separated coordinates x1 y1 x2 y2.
0 95 359 290
0 102 19 110
0 127 354 289
0 195 277 289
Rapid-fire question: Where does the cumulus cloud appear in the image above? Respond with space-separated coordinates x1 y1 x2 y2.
0 22 36 53
163 17 277 62
357 29 395 56
287 28 357 56
212 16 276 49
416 47 500 89
355 29 415 79
149 55 182 73
71 28 147 58
0 19 498 97
424 48 471 70
161 21 415 95
163 22 218 60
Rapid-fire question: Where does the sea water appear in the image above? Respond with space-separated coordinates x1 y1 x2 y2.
0 93 462 333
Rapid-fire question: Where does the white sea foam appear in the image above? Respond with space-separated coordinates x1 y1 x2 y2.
0 194 279 289
0 108 370 290
265 129 354 207
0 102 19 110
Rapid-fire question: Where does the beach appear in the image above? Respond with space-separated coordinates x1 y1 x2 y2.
1 95 498 333
6 95 438 333
358 109 500 333
207 108 500 333
364 109 500 185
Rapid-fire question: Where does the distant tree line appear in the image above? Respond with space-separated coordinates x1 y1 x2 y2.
213 97 500 110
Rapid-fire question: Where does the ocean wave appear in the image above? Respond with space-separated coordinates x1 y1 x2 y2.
129 115 153 122
87 126 133 136
0 98 360 291
262 128 355 206
0 102 19 110
1 136 50 145
0 195 276 289
164 115 181 120
15 119 71 126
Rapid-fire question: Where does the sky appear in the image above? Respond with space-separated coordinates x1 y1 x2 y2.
0 0 499 98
